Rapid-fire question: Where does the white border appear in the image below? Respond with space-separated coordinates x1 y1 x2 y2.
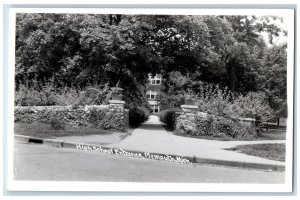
1 0 299 4
6 8 295 193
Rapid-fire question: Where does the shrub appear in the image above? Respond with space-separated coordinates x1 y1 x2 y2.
196 84 232 117
15 81 111 106
49 116 65 130
159 108 178 130
74 84 111 106
52 87 82 106
129 107 149 126
231 92 273 121
15 84 57 106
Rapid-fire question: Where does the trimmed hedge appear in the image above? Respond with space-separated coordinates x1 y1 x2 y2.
159 108 178 130
129 107 150 126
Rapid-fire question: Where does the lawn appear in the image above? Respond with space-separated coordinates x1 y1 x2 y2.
14 123 114 138
226 143 286 162
257 128 286 140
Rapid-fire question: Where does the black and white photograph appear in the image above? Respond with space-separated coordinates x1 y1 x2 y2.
6 7 294 192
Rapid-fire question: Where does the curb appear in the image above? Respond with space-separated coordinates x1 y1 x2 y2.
14 134 285 172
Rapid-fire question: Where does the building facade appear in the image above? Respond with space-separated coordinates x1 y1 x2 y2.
147 74 162 114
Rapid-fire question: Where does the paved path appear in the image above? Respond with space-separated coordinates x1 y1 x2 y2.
107 115 285 166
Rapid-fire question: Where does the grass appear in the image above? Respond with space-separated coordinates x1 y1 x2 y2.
227 143 286 162
257 128 286 140
14 123 114 139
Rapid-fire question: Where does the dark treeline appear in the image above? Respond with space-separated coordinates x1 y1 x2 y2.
15 13 287 119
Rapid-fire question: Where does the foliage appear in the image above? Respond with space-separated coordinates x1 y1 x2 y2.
75 84 111 105
258 43 287 119
231 92 274 121
160 70 274 123
15 13 287 117
15 80 111 106
195 84 232 117
159 108 178 130
129 107 150 126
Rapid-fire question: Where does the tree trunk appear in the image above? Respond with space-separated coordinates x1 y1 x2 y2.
226 58 237 93
277 117 280 127
109 14 113 25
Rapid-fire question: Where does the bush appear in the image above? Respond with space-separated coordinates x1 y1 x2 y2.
159 108 178 130
15 85 57 106
74 84 111 106
15 82 111 106
230 92 273 121
196 84 232 117
129 107 149 126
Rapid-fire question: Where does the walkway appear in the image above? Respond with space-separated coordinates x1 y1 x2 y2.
107 115 285 166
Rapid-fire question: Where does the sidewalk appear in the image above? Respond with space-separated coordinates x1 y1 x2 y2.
106 115 285 167
16 115 286 170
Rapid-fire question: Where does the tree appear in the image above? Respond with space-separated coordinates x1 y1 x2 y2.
15 13 287 116
258 43 287 124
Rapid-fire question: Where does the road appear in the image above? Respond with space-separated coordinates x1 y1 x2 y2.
13 141 285 183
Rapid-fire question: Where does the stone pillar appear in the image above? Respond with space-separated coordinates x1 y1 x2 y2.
124 109 129 128
175 105 198 135
108 100 127 131
109 100 125 108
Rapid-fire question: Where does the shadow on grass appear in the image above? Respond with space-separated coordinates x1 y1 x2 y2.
15 123 114 138
226 143 286 162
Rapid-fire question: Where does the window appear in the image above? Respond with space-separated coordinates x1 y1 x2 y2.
147 90 159 99
148 74 162 85
151 105 160 113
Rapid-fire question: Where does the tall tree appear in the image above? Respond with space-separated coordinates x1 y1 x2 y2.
258 43 288 124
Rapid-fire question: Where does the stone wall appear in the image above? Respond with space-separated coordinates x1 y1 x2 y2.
175 104 257 138
14 100 128 131
175 105 198 134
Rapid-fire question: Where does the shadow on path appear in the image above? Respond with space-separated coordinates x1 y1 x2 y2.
137 115 166 131
138 123 165 131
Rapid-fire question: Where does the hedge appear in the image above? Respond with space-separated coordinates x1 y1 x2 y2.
129 107 150 126
159 108 178 130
